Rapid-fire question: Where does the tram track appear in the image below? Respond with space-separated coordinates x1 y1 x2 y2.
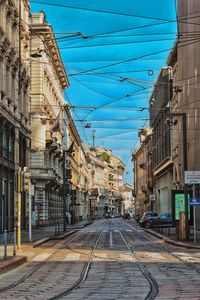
0 221 102 295
49 221 105 300
115 221 159 300
0 219 199 300
49 219 158 300
124 220 200 275
118 220 200 299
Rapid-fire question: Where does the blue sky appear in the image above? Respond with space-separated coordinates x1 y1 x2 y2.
31 0 177 184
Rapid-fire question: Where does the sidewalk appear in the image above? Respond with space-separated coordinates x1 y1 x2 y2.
0 220 92 272
129 219 200 249
146 226 200 249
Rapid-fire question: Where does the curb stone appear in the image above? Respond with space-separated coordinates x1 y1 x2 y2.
32 221 92 247
0 256 27 273
146 228 200 250
32 230 77 247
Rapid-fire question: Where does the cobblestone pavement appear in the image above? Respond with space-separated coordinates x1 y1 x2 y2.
0 219 200 300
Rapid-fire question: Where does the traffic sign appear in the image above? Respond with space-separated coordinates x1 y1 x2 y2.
185 171 200 184
149 194 155 201
189 198 200 206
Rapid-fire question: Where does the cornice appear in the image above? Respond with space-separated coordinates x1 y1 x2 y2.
31 24 69 89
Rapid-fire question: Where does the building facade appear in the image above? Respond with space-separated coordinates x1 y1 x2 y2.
133 128 152 215
0 0 30 232
121 183 134 216
30 12 69 226
172 0 200 228
150 68 173 214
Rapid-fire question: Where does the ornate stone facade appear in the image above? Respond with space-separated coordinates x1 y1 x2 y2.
30 12 69 226
0 0 30 232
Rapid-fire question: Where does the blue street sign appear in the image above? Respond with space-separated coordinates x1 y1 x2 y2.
189 198 200 206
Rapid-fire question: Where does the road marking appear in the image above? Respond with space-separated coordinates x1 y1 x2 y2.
126 229 133 232
94 253 107 261
120 253 135 262
143 252 165 260
63 253 81 261
32 253 51 261
109 231 113 248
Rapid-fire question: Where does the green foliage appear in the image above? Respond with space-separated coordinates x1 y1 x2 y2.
100 152 110 163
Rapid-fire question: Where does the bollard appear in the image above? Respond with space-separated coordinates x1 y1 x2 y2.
13 228 17 256
55 224 58 236
168 226 170 236
4 230 7 260
55 225 57 236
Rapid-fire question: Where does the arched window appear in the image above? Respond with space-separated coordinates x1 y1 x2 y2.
3 129 7 148
1 124 9 159
8 131 14 162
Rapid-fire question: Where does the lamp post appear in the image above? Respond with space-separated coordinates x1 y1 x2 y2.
63 149 67 232
63 142 74 231
169 112 189 240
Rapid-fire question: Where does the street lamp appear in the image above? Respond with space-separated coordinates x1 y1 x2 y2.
169 112 189 240
63 141 74 232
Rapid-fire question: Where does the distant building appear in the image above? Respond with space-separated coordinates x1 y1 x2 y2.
121 183 134 216
66 113 83 223
133 128 152 215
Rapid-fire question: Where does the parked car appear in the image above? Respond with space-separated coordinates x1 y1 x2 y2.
148 213 172 228
134 214 142 222
139 212 158 228
111 213 121 218
123 212 131 219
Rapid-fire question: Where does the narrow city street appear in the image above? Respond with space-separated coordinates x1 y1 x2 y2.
0 219 200 300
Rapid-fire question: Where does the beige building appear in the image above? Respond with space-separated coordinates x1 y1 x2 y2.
66 113 83 223
109 155 125 214
84 146 108 218
121 183 134 216
79 145 90 220
0 0 31 232
133 128 152 215
30 12 69 225
85 146 125 217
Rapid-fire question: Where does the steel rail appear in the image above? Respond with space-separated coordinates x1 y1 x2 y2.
48 221 105 300
115 221 159 300
0 223 95 294
124 220 200 275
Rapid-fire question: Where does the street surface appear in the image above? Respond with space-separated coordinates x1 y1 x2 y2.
0 219 200 300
